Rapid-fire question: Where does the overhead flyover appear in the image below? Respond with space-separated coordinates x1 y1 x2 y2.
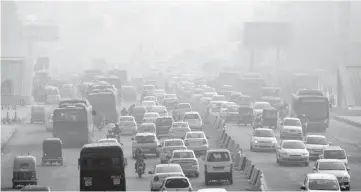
337 64 361 110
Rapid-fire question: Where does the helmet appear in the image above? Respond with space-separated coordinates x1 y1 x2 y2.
301 114 306 117
136 148 143 154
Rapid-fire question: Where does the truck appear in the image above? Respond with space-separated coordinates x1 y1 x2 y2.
237 77 266 101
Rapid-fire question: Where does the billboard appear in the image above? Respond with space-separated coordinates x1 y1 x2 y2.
243 22 292 47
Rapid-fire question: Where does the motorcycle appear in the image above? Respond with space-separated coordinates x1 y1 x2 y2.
107 130 120 143
253 120 263 129
136 161 145 178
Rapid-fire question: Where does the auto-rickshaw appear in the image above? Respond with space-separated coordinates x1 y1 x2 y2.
262 108 278 129
30 105 45 124
237 106 254 126
12 155 37 188
41 138 63 166
21 185 50 191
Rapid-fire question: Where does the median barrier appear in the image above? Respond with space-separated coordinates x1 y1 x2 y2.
243 159 251 175
250 167 260 185
227 139 235 151
246 164 255 179
219 129 226 140
220 135 231 148
239 156 247 171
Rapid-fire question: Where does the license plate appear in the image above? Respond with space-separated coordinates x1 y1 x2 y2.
113 178 120 185
213 167 224 170
142 149 151 152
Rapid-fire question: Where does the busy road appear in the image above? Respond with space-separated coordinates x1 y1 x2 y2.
225 119 361 191
1 102 250 191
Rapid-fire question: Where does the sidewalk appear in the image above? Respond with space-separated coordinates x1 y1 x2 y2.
334 116 361 128
1 124 18 152
1 105 31 123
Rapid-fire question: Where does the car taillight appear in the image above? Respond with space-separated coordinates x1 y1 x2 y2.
184 140 189 146
192 161 198 165
203 139 207 144
154 176 159 181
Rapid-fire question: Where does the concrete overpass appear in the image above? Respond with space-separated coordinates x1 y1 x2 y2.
337 63 361 111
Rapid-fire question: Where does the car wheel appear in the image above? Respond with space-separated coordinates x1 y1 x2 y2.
229 173 233 185
194 172 199 178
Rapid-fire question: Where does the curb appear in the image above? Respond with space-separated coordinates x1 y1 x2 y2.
333 116 361 128
1 125 18 153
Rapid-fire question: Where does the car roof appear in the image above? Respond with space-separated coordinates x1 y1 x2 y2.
173 121 188 124
284 117 300 121
173 149 194 153
155 163 181 168
178 103 191 105
164 176 189 180
143 100 155 103
135 132 156 136
254 101 270 104
324 146 344 150
207 149 230 153
187 131 205 134
211 101 227 104
317 159 344 163
144 96 156 98
145 112 159 115
282 140 304 143
254 128 273 132
99 138 117 141
306 135 326 138
307 173 338 180
140 122 156 126
184 111 199 115
165 138 183 142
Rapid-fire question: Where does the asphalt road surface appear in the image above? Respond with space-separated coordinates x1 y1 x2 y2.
1 103 251 191
225 119 361 191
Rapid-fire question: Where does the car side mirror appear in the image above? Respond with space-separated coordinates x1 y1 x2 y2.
148 171 153 174
157 145 162 148
78 158 80 170
340 185 347 191
300 185 306 190
166 155 171 160
124 158 128 167
206 136 210 139
346 167 351 171
328 142 332 145
92 110 96 116
312 166 316 170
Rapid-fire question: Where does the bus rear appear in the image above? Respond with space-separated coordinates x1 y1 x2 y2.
292 95 329 131
88 92 119 123
79 144 126 191
53 107 90 147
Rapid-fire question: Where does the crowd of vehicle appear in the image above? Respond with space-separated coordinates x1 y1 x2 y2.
11 68 351 191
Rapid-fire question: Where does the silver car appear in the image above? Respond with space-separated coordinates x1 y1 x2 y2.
250 128 277 152
276 140 309 166
305 135 330 160
280 117 303 140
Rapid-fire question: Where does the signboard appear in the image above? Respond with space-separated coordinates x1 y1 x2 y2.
26 24 58 41
300 97 327 103
243 22 292 47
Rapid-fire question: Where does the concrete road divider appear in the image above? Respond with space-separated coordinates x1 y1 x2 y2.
246 163 255 179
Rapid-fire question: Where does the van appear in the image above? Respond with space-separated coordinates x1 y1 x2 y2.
203 149 233 185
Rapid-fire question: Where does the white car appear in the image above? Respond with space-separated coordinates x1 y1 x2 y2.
142 101 157 111
305 135 331 160
184 131 209 156
250 128 277 152
117 116 137 135
169 149 200 177
200 97 212 106
160 176 193 192
204 149 233 185
151 105 168 117
301 173 342 191
312 159 351 190
198 188 227 192
280 117 303 140
149 164 185 191
143 112 160 123
320 146 349 166
160 139 187 163
184 112 203 131
253 101 272 115
209 101 227 115
219 102 237 117
211 95 226 102
276 140 309 166
154 89 166 101
169 122 191 139
98 138 118 144
143 96 158 104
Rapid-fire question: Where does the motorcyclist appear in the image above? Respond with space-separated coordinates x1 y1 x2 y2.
254 114 263 128
173 111 181 121
298 114 308 136
134 148 146 173
121 107 128 116
107 123 121 137
128 104 136 115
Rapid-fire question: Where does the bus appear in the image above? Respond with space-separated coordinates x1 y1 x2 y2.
291 93 329 132
88 91 120 124
237 77 266 100
44 86 61 104
53 105 94 147
79 143 127 191
261 87 282 108
96 75 122 91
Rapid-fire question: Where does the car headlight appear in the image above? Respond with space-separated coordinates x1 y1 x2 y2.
272 140 276 144
253 140 258 143
342 175 350 182
302 153 309 156
280 151 288 155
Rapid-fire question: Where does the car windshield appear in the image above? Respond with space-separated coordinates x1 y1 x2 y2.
118 116 134 122
173 152 194 159
254 103 271 109
282 142 305 149
306 137 327 145
254 130 274 137
323 150 346 159
184 114 199 119
166 95 177 99
206 152 230 162
133 107 146 114
164 178 189 188
99 139 117 143
308 179 339 191
165 140 183 147
319 162 346 170
144 113 159 118
156 166 182 173
186 133 204 139
135 135 155 143
284 119 302 126
173 123 188 128
178 104 191 109
227 106 238 112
